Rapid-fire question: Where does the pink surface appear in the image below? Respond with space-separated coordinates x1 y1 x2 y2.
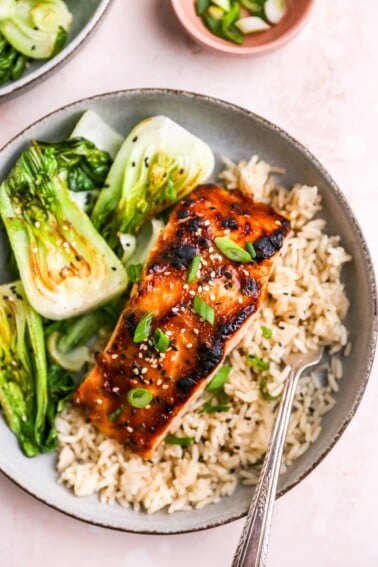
1 1 378 566
171 0 315 54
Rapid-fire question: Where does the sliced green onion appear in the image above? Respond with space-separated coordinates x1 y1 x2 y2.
235 16 270 34
195 0 210 16
246 354 270 371
212 0 231 10
206 365 232 391
259 377 281 401
127 388 153 408
199 401 231 414
165 434 194 447
127 263 143 283
246 241 257 259
187 255 201 283
133 312 154 343
215 237 252 263
109 404 124 422
261 326 273 339
208 5 224 20
193 295 215 325
264 0 287 24
153 328 170 352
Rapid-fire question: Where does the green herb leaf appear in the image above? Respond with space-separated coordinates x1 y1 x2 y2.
259 377 281 401
246 354 270 371
133 312 154 343
153 328 170 352
127 388 153 408
165 434 194 447
215 237 252 263
206 366 232 391
261 326 273 339
193 295 215 325
246 242 257 259
109 405 124 422
127 263 143 283
187 255 202 283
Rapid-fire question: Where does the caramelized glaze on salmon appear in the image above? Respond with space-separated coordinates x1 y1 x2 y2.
74 184 290 457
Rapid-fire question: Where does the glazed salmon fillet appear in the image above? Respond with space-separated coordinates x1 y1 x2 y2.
74 184 290 457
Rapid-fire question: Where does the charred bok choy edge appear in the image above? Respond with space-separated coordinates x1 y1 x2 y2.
91 115 215 250
0 281 75 456
0 0 72 60
0 138 127 320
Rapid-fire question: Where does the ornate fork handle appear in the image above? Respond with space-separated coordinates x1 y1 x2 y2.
231 364 302 567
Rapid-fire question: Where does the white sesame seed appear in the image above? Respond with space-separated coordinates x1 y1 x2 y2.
243 269 249 276
194 328 199 335
145 404 151 410
96 399 103 405
169 282 174 290
181 328 186 333
111 354 118 359
133 368 139 375
21 415 27 422
157 379 162 386
32 247 38 254
210 294 215 301
238 297 243 304
165 271 171 275
166 330 173 336
209 246 214 253
183 284 189 290
141 368 148 374
210 271 216 278
112 387 120 393
198 286 203 293
203 285 210 291
127 426 134 433
186 343 193 348
138 353 143 359
224 229 231 235
34 221 40 228
189 290 195 296
172 307 179 313
162 384 169 390
209 281 215 287
204 220 211 226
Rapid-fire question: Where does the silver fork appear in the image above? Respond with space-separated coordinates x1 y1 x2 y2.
231 347 324 567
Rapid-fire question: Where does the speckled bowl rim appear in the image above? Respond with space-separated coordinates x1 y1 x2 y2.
170 0 316 55
0 0 113 101
0 89 376 534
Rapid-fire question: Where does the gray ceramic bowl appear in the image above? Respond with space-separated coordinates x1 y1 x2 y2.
0 0 112 101
0 89 376 534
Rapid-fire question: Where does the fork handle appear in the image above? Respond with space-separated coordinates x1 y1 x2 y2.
231 365 300 567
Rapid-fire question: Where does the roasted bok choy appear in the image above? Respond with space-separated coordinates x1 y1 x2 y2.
91 115 215 246
0 0 72 59
0 140 127 320
0 281 75 456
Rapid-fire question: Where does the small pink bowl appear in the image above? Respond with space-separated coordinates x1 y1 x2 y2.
171 0 315 55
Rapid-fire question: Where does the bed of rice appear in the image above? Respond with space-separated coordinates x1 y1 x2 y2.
56 156 352 514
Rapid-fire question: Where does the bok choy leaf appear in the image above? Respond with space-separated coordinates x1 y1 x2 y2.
0 140 127 320
91 115 215 246
0 281 75 456
0 0 72 59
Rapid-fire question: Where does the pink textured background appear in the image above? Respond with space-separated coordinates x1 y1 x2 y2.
1 1 377 565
